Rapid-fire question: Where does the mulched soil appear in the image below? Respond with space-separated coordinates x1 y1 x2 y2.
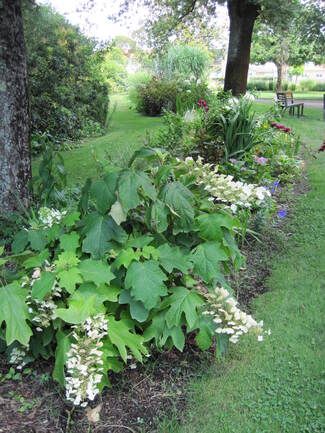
0 171 310 433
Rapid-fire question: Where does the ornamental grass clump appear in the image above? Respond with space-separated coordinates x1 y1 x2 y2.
65 314 108 407
203 287 263 344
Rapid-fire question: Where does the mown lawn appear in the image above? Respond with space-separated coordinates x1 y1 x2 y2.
32 94 164 186
157 113 325 433
257 91 324 100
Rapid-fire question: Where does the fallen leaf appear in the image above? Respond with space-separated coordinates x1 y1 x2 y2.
86 404 102 423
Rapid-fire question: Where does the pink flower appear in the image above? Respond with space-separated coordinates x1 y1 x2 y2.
254 155 268 165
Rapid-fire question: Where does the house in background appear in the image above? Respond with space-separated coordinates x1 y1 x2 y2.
248 62 325 83
300 62 325 82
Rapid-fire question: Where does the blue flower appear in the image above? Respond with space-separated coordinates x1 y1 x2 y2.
277 209 286 219
271 180 279 194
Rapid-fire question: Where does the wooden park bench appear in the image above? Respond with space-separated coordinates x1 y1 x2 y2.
276 91 304 117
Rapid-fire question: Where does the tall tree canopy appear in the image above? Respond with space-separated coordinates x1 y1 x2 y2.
250 1 325 91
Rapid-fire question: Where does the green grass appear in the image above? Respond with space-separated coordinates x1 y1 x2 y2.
257 91 324 100
32 94 164 186
157 114 325 433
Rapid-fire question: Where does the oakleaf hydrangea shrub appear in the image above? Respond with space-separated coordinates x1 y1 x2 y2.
0 149 269 407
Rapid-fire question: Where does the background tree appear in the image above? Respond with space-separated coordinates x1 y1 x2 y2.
250 4 325 92
118 0 302 95
23 2 109 143
0 0 31 213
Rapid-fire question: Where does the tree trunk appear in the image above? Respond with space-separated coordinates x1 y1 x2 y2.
0 0 31 214
224 0 260 96
276 62 283 92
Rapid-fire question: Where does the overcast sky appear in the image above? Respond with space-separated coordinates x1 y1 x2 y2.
36 0 150 42
37 0 229 45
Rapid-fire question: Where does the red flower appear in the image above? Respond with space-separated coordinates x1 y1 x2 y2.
205 106 209 112
318 144 325 152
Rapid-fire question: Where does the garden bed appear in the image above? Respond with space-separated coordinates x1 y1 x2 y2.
0 170 309 433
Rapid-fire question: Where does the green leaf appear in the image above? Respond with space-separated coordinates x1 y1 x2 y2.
216 333 229 358
142 245 159 260
31 271 56 300
28 230 46 252
161 287 205 329
119 289 149 322
114 248 141 270
0 283 32 346
157 244 191 273
53 330 71 386
148 200 169 233
126 235 153 248
11 230 29 254
128 146 163 166
82 213 127 258
23 249 50 269
143 311 185 351
55 251 80 271
196 213 234 242
59 232 80 253
57 267 83 294
90 177 117 215
118 169 156 214
194 316 215 350
55 296 95 324
79 259 115 287
125 260 168 310
107 316 147 362
191 242 229 283
71 282 120 312
62 211 80 227
160 181 195 228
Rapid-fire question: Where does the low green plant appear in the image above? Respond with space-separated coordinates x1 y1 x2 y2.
0 148 268 407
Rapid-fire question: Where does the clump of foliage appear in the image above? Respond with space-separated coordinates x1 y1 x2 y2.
0 148 269 407
133 76 180 115
159 45 210 81
129 44 211 116
23 2 109 146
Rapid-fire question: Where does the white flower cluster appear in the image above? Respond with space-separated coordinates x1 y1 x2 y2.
180 157 271 212
38 207 67 228
65 314 108 407
25 268 61 332
9 346 28 370
203 287 264 344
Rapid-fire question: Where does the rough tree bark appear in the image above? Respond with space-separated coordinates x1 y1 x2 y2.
224 0 260 96
0 0 31 214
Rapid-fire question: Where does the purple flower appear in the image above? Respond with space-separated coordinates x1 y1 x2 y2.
254 155 268 165
271 180 279 194
241 166 247 171
229 158 239 165
277 210 287 219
